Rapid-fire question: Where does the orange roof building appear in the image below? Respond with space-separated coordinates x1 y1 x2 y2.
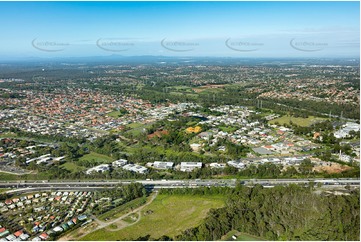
14 231 23 237
186 126 202 134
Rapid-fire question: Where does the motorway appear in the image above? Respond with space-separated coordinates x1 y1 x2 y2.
0 178 359 194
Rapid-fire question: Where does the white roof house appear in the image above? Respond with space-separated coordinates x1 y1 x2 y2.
334 122 360 138
112 159 128 167
86 164 110 174
180 162 202 172
227 160 245 169
209 163 226 169
122 164 148 174
19 234 30 241
153 161 174 170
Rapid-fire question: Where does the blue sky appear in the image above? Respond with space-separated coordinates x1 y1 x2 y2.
0 1 359 58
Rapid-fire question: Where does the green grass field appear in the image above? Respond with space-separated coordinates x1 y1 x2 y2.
0 171 51 181
126 122 144 129
169 92 198 98
122 213 139 223
79 152 114 163
98 197 147 221
81 194 225 241
60 162 85 172
219 126 238 133
172 86 194 92
269 115 325 127
106 110 123 118
0 188 10 193
125 122 153 136
0 133 55 143
0 171 19 180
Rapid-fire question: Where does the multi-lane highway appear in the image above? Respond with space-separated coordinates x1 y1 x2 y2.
0 178 359 194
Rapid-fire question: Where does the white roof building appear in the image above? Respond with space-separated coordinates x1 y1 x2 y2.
209 163 226 169
86 164 110 174
153 161 174 170
227 160 245 169
19 234 30 241
180 162 202 172
334 122 360 138
53 226 63 232
112 159 128 167
122 164 148 174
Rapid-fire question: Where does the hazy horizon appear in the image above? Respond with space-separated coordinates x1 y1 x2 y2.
0 1 359 59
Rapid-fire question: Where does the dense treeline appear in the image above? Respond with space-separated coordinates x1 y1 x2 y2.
263 98 359 120
174 185 360 241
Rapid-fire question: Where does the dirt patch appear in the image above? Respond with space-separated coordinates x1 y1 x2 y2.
147 130 169 139
313 162 352 174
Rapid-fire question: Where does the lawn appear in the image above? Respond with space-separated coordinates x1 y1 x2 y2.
60 162 86 172
81 194 225 241
269 115 325 127
219 126 238 133
126 122 144 129
106 110 123 118
79 152 114 163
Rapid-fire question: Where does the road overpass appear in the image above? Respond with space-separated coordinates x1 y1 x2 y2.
0 178 358 194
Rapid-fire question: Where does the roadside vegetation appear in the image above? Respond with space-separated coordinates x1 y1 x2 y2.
172 185 359 241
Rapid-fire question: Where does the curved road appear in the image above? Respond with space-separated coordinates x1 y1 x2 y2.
58 192 158 241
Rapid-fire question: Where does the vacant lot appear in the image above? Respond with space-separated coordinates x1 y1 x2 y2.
313 162 352 174
125 122 153 136
79 152 114 163
98 197 147 221
60 162 85 172
269 115 325 127
81 194 225 241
